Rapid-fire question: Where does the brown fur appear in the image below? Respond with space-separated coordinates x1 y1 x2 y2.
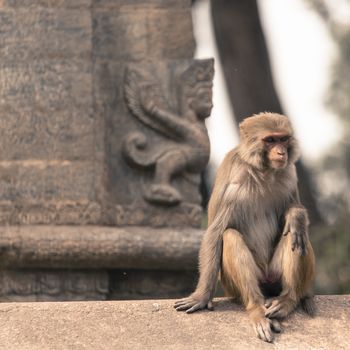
174 112 316 343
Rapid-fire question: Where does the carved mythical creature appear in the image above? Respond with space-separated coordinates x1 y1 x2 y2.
123 59 214 205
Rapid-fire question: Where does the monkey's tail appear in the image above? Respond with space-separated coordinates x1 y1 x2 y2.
122 131 167 168
300 295 316 317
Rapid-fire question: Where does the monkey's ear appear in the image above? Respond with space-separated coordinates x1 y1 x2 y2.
238 121 252 141
238 115 264 141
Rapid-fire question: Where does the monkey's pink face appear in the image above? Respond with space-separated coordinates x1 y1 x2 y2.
263 133 291 169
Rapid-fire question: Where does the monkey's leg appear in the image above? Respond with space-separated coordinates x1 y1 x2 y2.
222 229 280 343
266 234 316 319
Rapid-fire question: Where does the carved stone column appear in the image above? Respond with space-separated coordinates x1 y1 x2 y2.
0 0 213 300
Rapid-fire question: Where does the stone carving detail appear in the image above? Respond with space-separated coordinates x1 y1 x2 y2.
123 59 214 205
0 271 108 302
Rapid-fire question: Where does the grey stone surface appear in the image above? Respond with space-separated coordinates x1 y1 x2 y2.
0 0 200 227
0 225 202 301
108 269 198 301
0 295 348 349
0 4 101 226
0 226 203 269
92 8 194 60
0 0 192 9
0 270 109 302
0 0 210 300
0 269 198 302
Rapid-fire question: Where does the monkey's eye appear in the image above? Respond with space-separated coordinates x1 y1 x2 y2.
280 136 290 142
263 137 275 143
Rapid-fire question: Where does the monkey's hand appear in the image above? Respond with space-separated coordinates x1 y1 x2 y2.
283 207 309 256
265 296 297 319
174 292 213 313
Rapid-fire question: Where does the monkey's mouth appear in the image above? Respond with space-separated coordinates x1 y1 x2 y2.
271 159 287 169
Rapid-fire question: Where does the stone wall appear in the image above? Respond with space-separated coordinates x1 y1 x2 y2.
0 0 211 300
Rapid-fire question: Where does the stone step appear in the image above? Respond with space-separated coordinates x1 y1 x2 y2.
0 295 348 349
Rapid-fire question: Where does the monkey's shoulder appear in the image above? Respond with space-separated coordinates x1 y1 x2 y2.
214 148 246 183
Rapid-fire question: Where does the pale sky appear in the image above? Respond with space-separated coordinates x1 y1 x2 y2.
193 0 343 168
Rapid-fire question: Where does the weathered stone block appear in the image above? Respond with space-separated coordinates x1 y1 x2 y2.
0 161 95 200
92 0 192 9
92 11 148 61
0 0 199 228
0 0 91 8
0 61 93 160
0 0 192 8
0 0 210 300
0 226 203 269
0 270 108 301
108 269 197 299
0 269 197 301
145 9 195 59
0 6 104 226
0 161 103 224
0 9 91 61
92 9 194 61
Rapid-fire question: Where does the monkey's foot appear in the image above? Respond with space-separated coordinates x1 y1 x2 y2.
300 295 316 316
249 306 281 343
174 294 213 314
265 296 296 319
143 184 182 205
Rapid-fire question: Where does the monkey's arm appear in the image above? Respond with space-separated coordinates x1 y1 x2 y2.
174 209 229 313
282 190 310 256
175 183 237 313
174 152 239 314
266 190 315 320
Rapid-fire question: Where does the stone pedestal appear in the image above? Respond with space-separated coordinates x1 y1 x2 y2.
0 0 212 300
0 296 349 349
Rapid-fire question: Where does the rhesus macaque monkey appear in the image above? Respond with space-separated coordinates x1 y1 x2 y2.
175 112 315 342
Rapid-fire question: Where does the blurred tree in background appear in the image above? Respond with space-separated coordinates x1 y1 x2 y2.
197 0 350 294
210 0 322 224
305 0 350 294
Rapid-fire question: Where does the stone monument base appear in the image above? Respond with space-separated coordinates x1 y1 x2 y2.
0 226 202 301
0 296 348 349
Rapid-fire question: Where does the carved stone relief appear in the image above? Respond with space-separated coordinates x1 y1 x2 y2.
0 271 108 302
123 59 214 206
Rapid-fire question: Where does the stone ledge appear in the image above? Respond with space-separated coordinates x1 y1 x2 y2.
0 295 348 349
0 225 203 270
